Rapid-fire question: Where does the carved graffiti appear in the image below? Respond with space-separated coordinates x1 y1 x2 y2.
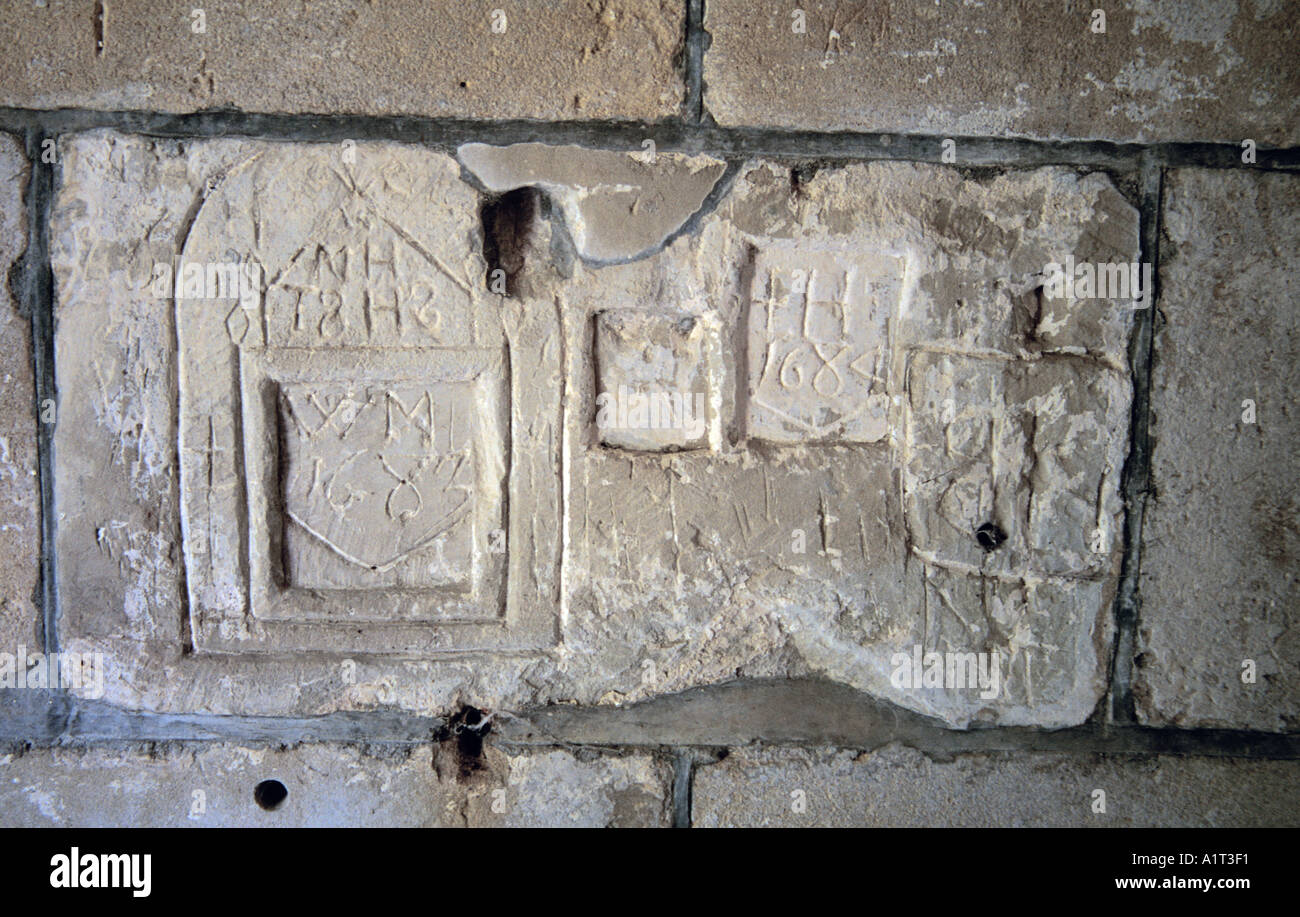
262 176 472 349
747 246 905 443
279 382 476 590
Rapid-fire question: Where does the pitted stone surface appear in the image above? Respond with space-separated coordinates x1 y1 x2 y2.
52 136 1133 727
704 0 1300 144
692 745 1300 828
0 134 38 657
1136 169 1300 731
458 143 727 263
0 743 671 828
0 0 685 122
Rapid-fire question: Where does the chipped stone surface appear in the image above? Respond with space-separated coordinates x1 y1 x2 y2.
0 742 671 827
704 0 1300 144
0 133 38 657
692 745 1300 827
0 0 684 122
458 143 727 263
1136 169 1300 732
52 136 1133 728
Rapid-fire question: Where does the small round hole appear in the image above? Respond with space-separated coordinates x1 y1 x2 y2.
975 522 1007 551
254 779 288 811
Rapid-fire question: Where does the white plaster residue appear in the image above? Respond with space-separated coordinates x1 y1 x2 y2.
1131 0 1240 44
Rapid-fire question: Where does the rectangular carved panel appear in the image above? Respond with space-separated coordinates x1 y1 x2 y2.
746 245 905 444
173 147 559 654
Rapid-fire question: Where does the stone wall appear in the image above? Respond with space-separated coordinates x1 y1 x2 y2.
0 0 1296 827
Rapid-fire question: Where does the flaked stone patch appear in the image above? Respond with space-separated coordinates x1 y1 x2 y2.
903 351 1129 579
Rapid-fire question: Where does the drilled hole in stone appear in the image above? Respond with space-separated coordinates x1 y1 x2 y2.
93 1 105 56
975 522 1007 551
1012 284 1046 348
433 705 492 783
789 162 819 196
254 779 288 811
479 186 539 298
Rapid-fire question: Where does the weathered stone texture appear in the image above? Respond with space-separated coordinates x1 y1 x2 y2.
692 745 1300 827
52 135 1133 729
704 0 1300 144
0 133 38 657
0 0 684 121
0 742 671 827
1136 169 1300 731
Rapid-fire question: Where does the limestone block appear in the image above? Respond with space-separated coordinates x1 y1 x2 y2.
704 0 1300 144
693 745 1300 828
1136 169 1300 731
0 0 685 122
0 743 672 828
562 161 1135 727
0 134 38 658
